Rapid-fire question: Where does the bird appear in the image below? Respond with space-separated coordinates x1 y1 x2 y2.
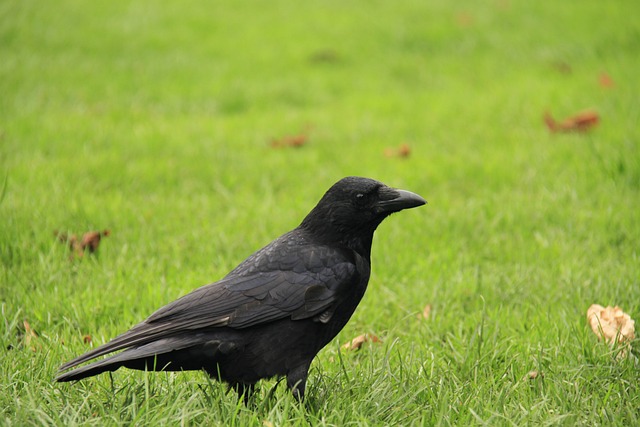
56 176 426 402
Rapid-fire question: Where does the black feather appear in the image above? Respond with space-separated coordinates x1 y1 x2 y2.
56 176 425 401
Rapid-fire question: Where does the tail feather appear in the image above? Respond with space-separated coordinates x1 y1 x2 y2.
56 318 208 372
56 336 225 382
56 353 126 382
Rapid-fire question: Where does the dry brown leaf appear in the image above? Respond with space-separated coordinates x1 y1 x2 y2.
23 320 39 351
383 148 395 158
384 143 411 159
398 143 411 158
599 73 614 88
523 370 544 381
544 110 600 133
418 304 432 320
55 230 79 252
55 229 110 259
341 333 381 351
587 304 635 345
271 134 308 148
81 230 111 253
23 320 38 339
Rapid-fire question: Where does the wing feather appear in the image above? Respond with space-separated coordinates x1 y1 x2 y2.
59 242 362 373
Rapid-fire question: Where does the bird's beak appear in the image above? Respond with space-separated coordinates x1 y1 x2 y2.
375 187 427 214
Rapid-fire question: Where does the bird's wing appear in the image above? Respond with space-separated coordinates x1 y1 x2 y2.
145 241 363 329
58 245 362 372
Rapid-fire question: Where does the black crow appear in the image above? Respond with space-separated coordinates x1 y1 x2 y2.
56 176 426 401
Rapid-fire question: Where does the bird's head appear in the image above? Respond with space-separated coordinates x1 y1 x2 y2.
300 177 426 253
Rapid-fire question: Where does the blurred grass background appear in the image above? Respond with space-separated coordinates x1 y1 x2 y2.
1 0 639 425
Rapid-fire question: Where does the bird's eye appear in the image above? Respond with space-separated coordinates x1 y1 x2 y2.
354 192 368 207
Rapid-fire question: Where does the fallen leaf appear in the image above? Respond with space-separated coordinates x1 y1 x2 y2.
523 370 544 381
384 143 412 159
544 110 600 133
81 230 111 253
271 134 308 148
23 320 38 338
587 304 635 345
398 143 411 158
23 320 39 351
599 73 614 88
55 229 110 259
418 304 432 320
341 333 381 351
55 230 78 251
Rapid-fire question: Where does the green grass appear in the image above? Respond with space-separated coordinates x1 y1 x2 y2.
1 0 639 425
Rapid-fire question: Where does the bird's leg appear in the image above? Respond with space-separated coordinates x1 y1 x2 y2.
287 364 310 401
232 382 255 405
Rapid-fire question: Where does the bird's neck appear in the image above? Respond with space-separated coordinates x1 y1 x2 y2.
298 224 375 261
346 235 373 262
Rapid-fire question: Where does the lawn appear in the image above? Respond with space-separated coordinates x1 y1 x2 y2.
1 0 639 425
